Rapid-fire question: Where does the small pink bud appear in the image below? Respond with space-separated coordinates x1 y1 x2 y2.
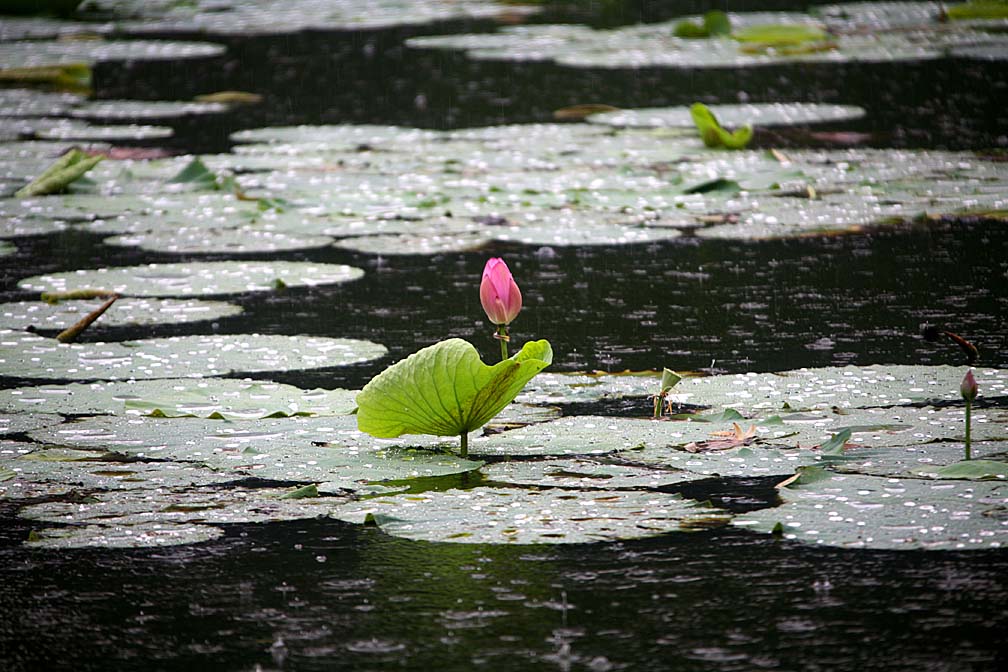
960 369 978 402
479 257 522 325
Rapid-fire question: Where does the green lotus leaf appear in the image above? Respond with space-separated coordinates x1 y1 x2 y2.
356 338 553 446
732 23 828 47
690 103 752 150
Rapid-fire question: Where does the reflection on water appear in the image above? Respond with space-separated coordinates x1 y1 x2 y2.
2 519 1006 670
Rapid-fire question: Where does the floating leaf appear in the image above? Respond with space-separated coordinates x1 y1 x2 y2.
0 297 243 330
0 412 64 436
483 457 702 489
919 459 1008 481
674 10 732 38
195 91 264 104
0 330 387 380
335 486 728 544
732 23 829 47
27 414 481 490
279 483 319 499
734 472 1008 550
15 148 102 197
947 2 1008 20
356 338 553 447
690 103 753 150
18 260 364 297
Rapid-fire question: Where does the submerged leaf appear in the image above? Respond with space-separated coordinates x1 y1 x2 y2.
356 338 552 442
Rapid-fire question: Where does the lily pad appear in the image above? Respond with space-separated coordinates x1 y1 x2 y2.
0 378 357 419
0 39 225 69
822 441 1008 477
2 451 237 499
483 457 703 489
0 241 15 257
19 482 356 548
0 330 387 380
27 414 481 490
0 88 84 117
0 297 243 330
0 412 64 436
669 365 1008 413
103 227 335 254
588 103 866 130
334 232 490 255
69 99 228 120
18 260 364 297
32 120 174 141
734 471 1008 550
335 486 728 544
25 522 224 549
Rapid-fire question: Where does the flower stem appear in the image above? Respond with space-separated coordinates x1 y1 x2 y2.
964 400 972 460
497 325 509 361
460 431 468 458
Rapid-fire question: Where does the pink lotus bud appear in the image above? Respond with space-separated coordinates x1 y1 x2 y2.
480 257 522 325
960 369 978 402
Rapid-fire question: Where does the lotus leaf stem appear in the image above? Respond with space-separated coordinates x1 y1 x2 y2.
965 400 972 461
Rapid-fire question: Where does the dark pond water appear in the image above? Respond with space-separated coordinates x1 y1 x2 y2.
2 2 1008 670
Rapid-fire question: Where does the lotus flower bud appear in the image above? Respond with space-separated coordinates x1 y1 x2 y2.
960 369 978 402
480 257 522 326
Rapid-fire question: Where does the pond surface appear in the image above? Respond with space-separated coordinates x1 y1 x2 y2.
2 2 1007 670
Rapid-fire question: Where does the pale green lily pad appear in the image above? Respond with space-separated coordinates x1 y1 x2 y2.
669 366 1008 413
626 445 820 478
2 452 236 499
103 227 334 254
69 99 228 120
0 217 68 238
335 486 728 544
483 457 702 489
485 402 560 428
0 39 226 68
18 260 364 297
919 458 1008 480
108 1 537 37
518 366 1008 411
26 522 224 549
27 414 481 490
734 471 1008 550
0 378 356 418
0 297 242 330
357 339 553 443
952 44 1008 60
0 241 15 257
0 88 84 117
32 120 174 141
471 416 660 457
230 124 440 147
589 104 866 130
825 442 1008 479
490 212 683 246
0 330 387 380
407 10 1008 69
0 412 64 436
334 232 490 255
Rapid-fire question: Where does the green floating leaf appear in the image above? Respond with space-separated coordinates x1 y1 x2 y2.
735 472 1008 550
674 10 732 38
336 486 728 544
921 459 1008 481
15 148 103 198
690 103 753 150
279 483 319 499
357 338 553 444
947 2 1008 21
820 428 853 456
168 157 219 190
732 23 828 47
